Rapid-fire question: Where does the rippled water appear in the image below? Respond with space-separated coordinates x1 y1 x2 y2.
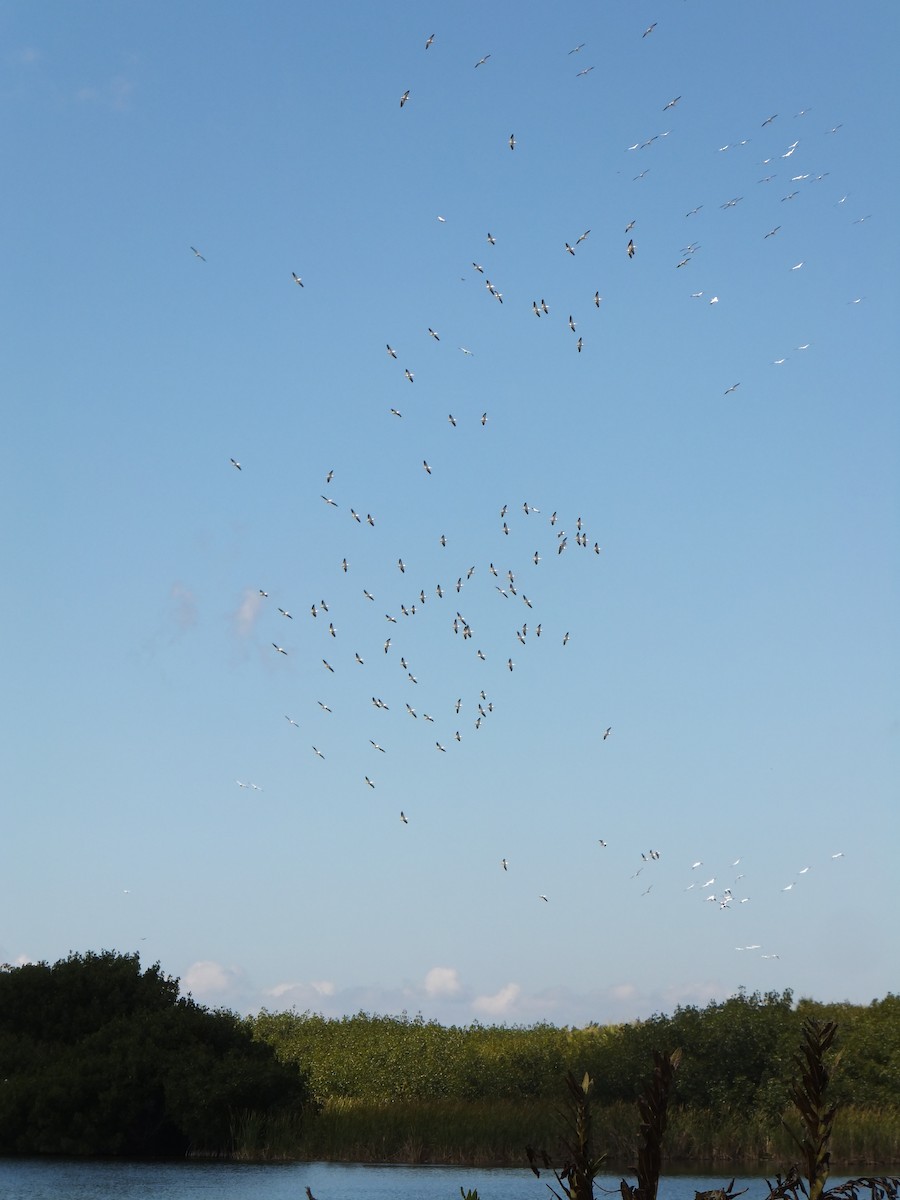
0 1160 822 1200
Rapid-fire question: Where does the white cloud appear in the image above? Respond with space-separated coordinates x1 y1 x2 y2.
610 983 638 1002
267 979 336 1001
183 960 246 999
424 966 462 997
472 982 521 1017
174 961 743 1029
233 588 263 636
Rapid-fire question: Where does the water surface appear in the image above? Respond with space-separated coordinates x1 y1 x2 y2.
0 1160 831 1200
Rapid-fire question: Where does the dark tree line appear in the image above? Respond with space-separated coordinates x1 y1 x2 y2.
0 951 312 1156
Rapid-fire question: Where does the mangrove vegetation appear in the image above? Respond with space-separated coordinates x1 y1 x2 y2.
0 952 897 1168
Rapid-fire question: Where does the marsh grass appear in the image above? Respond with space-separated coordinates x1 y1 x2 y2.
228 1107 308 1161
298 1096 559 1164
292 1099 900 1168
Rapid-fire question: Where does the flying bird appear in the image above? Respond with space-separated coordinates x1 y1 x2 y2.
291 272 304 286
627 239 635 258
400 90 410 107
642 22 657 36
230 458 241 470
190 246 205 261
474 54 491 67
272 644 287 655
425 33 434 49
509 133 516 150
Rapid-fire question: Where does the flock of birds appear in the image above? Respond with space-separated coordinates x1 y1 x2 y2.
228 467 606 805
191 18 867 970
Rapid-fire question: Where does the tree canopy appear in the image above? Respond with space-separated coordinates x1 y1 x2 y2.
0 950 312 1156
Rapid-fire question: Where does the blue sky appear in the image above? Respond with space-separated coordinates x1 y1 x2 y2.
1 0 897 1027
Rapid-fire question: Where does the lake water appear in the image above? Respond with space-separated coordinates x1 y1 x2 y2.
0 1161 853 1200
